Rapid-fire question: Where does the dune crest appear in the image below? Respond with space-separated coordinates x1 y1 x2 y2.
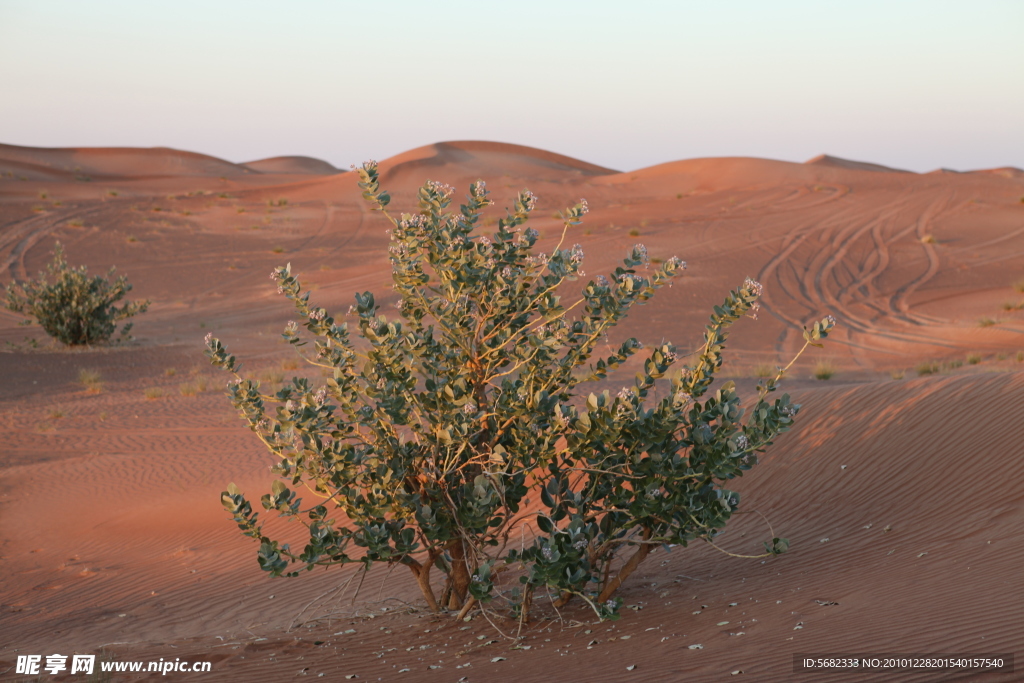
805 153 911 174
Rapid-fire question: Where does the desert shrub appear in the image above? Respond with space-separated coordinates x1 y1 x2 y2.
978 317 997 327
3 243 149 346
966 353 982 365
208 163 835 623
78 368 103 393
813 359 835 380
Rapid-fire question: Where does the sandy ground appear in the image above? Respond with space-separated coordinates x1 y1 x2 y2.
1 141 1022 681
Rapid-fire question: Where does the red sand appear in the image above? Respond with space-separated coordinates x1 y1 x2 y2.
1 141 1022 681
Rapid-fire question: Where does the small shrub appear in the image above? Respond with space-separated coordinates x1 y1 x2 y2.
194 376 209 392
889 369 905 380
753 363 774 378
676 192 683 199
966 353 982 365
271 246 285 254
1016 351 1024 363
978 317 997 327
813 360 835 380
67 218 84 228
179 382 198 396
1014 280 1024 294
2 242 149 346
920 234 936 244
281 358 299 371
78 368 103 393
209 165 837 623
48 407 65 420
144 387 163 400
165 367 178 377
126 235 138 243
916 362 938 376
107 189 119 197
628 228 640 237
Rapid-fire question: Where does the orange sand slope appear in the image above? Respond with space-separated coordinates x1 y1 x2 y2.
0 141 1022 681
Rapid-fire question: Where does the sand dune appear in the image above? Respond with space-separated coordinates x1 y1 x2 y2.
805 154 911 174
1 140 1022 681
241 156 343 175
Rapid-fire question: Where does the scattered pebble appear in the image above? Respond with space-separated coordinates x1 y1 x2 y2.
688 644 703 650
491 657 506 663
627 664 637 671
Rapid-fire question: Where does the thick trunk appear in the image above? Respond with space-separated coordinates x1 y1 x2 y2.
403 554 440 612
597 529 652 604
446 538 471 610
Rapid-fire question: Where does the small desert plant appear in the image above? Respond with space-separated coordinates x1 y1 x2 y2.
209 165 835 623
271 246 285 254
2 242 149 346
813 359 835 380
179 382 198 397
966 353 982 365
628 228 640 237
126 235 138 243
920 234 936 244
978 317 997 327
889 369 905 380
78 368 103 393
753 363 774 379
143 387 164 400
267 198 288 207
48 407 66 420
165 367 178 377
1014 280 1024 294
916 362 939 376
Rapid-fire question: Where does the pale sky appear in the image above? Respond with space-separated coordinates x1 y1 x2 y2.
1 0 1021 172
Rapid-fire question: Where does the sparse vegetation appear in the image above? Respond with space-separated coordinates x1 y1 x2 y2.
1014 280 1024 294
143 387 164 400
78 368 103 393
126 235 138 243
966 353 982 365
165 367 177 377
916 361 940 376
753 363 774 378
48 407 66 420
889 369 905 380
271 246 285 254
2 242 149 346
628 228 640 237
267 198 288 207
978 317 997 327
813 359 835 380
920 234 936 244
179 382 198 397
209 164 836 623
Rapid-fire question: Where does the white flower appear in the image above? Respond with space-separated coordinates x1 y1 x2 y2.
463 403 476 415
285 321 298 335
569 244 585 265
479 236 491 246
578 198 589 215
522 190 539 212
634 243 649 266
667 256 687 270
541 547 554 561
743 277 763 297
617 387 633 402
596 275 609 287
426 180 454 199
735 434 750 450
309 308 326 321
825 315 837 326
204 332 213 345
314 387 328 406
472 180 487 198
573 539 588 550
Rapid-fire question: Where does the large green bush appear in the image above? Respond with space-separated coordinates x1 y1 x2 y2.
208 162 834 622
3 242 149 346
